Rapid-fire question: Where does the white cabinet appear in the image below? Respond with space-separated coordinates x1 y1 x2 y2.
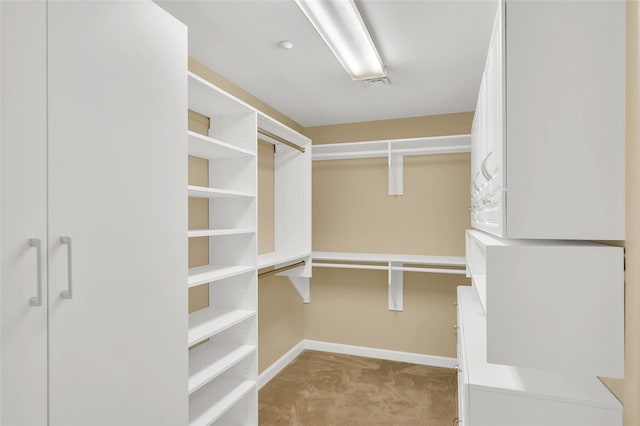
456 286 622 426
1 1 188 425
471 0 625 240
466 230 623 378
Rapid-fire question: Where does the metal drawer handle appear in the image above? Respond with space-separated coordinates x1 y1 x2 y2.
60 236 73 299
481 151 494 180
29 238 43 306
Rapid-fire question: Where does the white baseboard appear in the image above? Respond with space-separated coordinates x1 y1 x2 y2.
257 340 306 389
258 339 457 389
304 340 458 369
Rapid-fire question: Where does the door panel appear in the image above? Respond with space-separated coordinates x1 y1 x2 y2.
47 2 188 425
0 2 48 425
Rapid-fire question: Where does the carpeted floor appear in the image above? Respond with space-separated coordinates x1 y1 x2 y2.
259 350 458 426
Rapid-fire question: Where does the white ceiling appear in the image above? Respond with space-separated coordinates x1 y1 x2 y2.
157 0 498 127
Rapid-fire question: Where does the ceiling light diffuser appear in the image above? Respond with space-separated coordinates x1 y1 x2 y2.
294 0 386 80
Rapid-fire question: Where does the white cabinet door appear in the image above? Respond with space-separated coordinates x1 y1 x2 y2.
47 2 188 425
0 2 48 425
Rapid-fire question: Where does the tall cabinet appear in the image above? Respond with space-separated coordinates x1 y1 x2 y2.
460 1 625 424
1 1 188 425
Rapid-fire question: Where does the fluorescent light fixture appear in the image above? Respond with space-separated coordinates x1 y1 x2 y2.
295 0 386 80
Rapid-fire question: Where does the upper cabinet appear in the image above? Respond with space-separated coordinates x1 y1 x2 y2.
471 0 625 240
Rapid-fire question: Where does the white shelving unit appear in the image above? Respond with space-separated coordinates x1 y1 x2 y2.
256 111 313 304
187 71 258 426
185 70 311 425
312 135 470 195
312 252 467 311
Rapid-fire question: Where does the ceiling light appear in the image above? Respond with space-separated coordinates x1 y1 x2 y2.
294 0 386 80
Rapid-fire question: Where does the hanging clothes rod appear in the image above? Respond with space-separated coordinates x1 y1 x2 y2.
311 262 467 275
257 128 305 153
258 260 306 278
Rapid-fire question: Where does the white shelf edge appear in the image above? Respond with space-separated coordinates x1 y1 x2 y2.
188 228 256 238
188 265 256 288
188 309 256 347
188 185 256 199
312 251 466 266
188 130 255 159
189 380 256 426
189 345 256 395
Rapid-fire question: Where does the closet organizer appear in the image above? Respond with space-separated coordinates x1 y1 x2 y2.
186 71 311 425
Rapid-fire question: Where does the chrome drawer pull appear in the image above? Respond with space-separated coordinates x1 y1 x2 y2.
60 236 73 299
29 238 43 306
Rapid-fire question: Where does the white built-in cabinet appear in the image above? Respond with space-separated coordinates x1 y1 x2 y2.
471 0 625 240
186 72 311 424
460 1 626 424
466 230 623 378
456 287 622 426
1 1 188 425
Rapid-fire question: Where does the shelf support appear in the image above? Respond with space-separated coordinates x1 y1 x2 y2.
388 261 404 311
388 143 404 195
275 257 312 303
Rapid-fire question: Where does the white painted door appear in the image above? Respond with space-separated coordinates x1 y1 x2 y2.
0 1 49 425
47 2 188 425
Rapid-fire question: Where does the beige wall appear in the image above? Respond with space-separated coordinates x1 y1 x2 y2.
258 274 305 372
305 112 474 144
624 1 639 423
305 115 472 357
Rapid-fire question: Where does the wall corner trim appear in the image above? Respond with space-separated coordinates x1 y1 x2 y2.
258 340 458 389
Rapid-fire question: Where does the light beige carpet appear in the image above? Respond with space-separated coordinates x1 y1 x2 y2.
259 350 457 426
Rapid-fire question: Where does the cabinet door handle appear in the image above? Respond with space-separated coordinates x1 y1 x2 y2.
481 151 494 180
472 172 481 191
29 238 43 306
60 236 73 299
453 419 462 425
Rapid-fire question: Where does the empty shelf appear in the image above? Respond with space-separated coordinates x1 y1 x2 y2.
189 344 256 395
189 379 255 426
188 185 255 199
312 251 466 266
188 265 255 288
188 131 255 159
188 309 256 347
188 228 256 238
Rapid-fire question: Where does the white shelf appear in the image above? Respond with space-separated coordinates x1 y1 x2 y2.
189 343 256 395
188 185 255 199
312 134 471 161
258 252 310 269
188 228 255 238
189 379 255 426
188 131 255 159
189 72 254 117
188 265 255 288
188 309 256 347
312 251 466 267
312 251 466 311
